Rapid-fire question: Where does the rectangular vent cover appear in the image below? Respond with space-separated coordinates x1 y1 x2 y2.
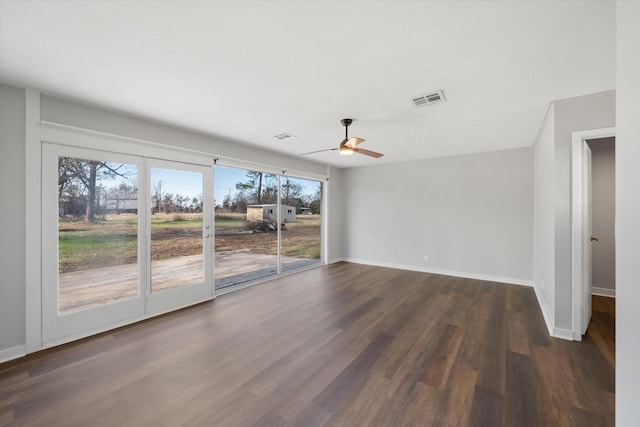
412 90 446 108
273 132 296 140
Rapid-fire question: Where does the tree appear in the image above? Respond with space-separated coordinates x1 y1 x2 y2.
309 185 322 214
162 193 175 213
222 193 236 213
57 158 131 222
235 171 277 205
281 177 304 206
190 196 203 213
236 171 264 204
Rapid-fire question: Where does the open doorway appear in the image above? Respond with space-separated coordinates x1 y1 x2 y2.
586 138 616 298
571 128 616 341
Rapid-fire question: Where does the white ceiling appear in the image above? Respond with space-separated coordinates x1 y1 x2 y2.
0 1 615 167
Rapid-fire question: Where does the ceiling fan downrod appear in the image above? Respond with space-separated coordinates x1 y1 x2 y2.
341 118 353 140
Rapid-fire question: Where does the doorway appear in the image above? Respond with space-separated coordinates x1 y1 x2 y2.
41 142 214 345
571 127 616 340
586 138 616 299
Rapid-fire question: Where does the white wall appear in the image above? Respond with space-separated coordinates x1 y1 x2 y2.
616 1 640 423
533 104 556 329
342 147 534 284
587 138 615 295
533 92 616 336
553 92 616 330
0 84 26 360
326 167 345 263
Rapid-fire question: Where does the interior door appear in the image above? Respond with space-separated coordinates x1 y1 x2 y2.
42 144 146 344
146 159 213 314
581 142 593 335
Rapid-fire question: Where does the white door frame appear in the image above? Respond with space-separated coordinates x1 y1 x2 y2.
571 127 615 340
30 121 216 350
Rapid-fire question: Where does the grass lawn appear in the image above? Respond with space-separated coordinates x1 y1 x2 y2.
58 213 321 273
215 214 321 258
59 216 139 273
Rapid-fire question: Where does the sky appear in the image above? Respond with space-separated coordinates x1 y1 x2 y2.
214 165 320 205
100 163 320 205
214 166 250 203
151 167 203 200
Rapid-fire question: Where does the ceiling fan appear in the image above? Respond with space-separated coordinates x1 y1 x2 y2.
301 118 384 158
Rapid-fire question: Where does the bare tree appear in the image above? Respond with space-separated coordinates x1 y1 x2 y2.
58 158 131 222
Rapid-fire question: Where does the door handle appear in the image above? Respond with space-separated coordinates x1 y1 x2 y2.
204 233 211 239
591 235 599 242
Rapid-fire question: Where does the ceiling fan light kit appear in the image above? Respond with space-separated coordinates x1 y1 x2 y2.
301 118 384 158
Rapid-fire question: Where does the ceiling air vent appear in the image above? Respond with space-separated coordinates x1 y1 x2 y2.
273 132 296 140
412 90 446 108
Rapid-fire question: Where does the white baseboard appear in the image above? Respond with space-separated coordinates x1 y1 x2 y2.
592 287 616 298
533 285 555 337
0 345 26 363
532 284 576 341
327 257 346 264
552 327 575 341
341 258 534 287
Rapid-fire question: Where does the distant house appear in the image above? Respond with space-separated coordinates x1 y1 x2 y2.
105 198 138 214
246 204 296 223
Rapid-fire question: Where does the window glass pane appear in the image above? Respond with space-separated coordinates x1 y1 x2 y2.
57 157 138 313
280 177 322 273
150 167 204 292
214 166 278 289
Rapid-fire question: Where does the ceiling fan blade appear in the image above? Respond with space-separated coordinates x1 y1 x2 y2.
353 148 384 158
300 147 339 155
345 137 365 148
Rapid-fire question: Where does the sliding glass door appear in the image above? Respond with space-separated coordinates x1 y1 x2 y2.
214 166 279 289
41 134 321 344
214 165 322 290
280 176 322 273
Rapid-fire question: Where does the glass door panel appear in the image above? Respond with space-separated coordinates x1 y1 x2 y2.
42 144 145 344
146 159 213 314
58 158 140 312
214 166 278 290
280 177 322 273
150 167 204 292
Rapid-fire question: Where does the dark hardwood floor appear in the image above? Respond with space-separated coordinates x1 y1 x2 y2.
0 263 615 426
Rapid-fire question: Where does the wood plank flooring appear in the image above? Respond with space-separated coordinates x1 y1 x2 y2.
0 263 615 426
